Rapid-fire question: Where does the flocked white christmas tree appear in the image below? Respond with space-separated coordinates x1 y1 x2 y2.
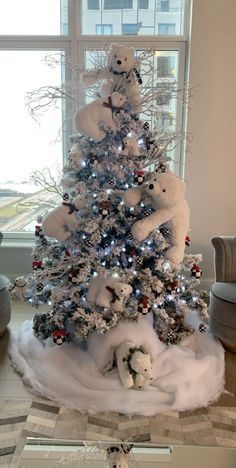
9 44 225 413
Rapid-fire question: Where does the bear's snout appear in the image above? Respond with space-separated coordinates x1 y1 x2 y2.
117 60 122 65
149 183 154 190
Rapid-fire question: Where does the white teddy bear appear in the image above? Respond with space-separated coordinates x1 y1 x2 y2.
115 340 153 389
42 195 86 243
124 72 142 112
121 135 140 157
87 275 133 312
74 92 126 142
67 143 86 170
81 43 142 111
106 447 129 468
123 172 190 266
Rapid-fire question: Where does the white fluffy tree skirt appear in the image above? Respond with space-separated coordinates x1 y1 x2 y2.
9 317 225 416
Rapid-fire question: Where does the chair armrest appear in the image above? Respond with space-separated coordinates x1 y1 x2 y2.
212 236 236 282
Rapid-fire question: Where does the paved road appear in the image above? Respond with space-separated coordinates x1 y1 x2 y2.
0 191 60 232
0 197 20 208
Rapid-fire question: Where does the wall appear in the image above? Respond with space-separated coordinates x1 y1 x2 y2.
186 0 236 284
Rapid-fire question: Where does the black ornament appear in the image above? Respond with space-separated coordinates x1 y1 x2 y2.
53 330 67 345
199 322 207 333
191 264 202 278
143 121 150 131
41 237 48 246
36 282 44 292
63 193 70 201
185 236 191 247
138 296 151 315
133 170 145 185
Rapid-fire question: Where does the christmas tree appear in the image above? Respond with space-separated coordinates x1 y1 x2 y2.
9 44 225 414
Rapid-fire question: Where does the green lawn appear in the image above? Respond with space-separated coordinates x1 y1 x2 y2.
0 200 26 219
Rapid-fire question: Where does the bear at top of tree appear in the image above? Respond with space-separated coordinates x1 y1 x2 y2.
81 43 142 111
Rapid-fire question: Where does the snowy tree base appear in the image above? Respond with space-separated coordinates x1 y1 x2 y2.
9 318 225 416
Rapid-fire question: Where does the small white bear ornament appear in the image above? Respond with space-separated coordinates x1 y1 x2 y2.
123 172 190 266
115 341 153 389
87 275 133 312
67 143 86 170
74 92 126 142
42 195 86 243
106 446 129 468
121 136 140 157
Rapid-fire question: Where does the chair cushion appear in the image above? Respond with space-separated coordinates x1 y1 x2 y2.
0 275 9 293
212 282 236 304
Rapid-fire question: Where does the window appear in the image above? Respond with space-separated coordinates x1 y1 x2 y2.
104 0 132 9
96 24 113 35
159 0 169 12
122 23 142 35
158 23 176 35
88 0 99 9
138 0 149 8
0 0 190 237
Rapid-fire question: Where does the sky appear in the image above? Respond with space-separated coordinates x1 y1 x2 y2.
0 1 63 184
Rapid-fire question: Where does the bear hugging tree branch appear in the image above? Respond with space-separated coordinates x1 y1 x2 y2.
123 172 190 266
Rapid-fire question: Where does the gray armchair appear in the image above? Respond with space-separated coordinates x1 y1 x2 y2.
0 232 11 338
209 236 236 353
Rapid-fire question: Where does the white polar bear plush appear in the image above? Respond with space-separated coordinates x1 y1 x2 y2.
87 275 133 312
106 447 129 468
121 136 140 157
42 195 86 243
115 341 153 389
81 43 137 97
124 72 142 112
74 92 126 142
67 143 86 170
123 172 190 266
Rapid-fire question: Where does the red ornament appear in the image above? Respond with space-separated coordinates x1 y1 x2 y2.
185 235 191 247
32 260 43 270
133 170 145 185
138 295 151 315
99 201 110 218
35 225 44 237
166 280 179 295
191 264 202 278
52 329 67 345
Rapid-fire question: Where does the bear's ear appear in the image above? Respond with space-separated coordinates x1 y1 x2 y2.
128 46 135 56
122 357 127 362
110 43 119 51
129 347 134 354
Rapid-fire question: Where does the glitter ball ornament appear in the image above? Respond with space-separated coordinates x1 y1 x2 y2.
53 329 67 345
159 226 171 238
68 268 81 284
85 238 93 248
108 177 115 187
133 170 145 185
199 322 207 333
63 193 70 201
138 295 151 315
191 264 202 278
185 236 191 247
36 282 44 292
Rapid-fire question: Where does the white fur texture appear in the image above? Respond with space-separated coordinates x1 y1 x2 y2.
74 92 126 142
124 72 142 112
106 451 128 468
42 195 86 242
123 172 190 265
9 316 225 415
67 143 86 170
121 136 140 157
87 275 133 312
115 340 153 389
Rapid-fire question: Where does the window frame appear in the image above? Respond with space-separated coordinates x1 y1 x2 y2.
0 0 190 242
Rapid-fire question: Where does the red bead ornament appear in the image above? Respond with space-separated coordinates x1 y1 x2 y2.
32 259 43 270
185 235 191 247
191 264 202 278
165 280 179 295
52 329 67 345
133 170 145 185
138 295 151 315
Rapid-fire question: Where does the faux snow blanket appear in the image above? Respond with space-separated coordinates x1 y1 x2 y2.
9 317 225 416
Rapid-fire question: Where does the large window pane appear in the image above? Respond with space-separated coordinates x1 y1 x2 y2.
82 0 185 35
0 0 68 35
0 51 63 233
84 48 179 171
